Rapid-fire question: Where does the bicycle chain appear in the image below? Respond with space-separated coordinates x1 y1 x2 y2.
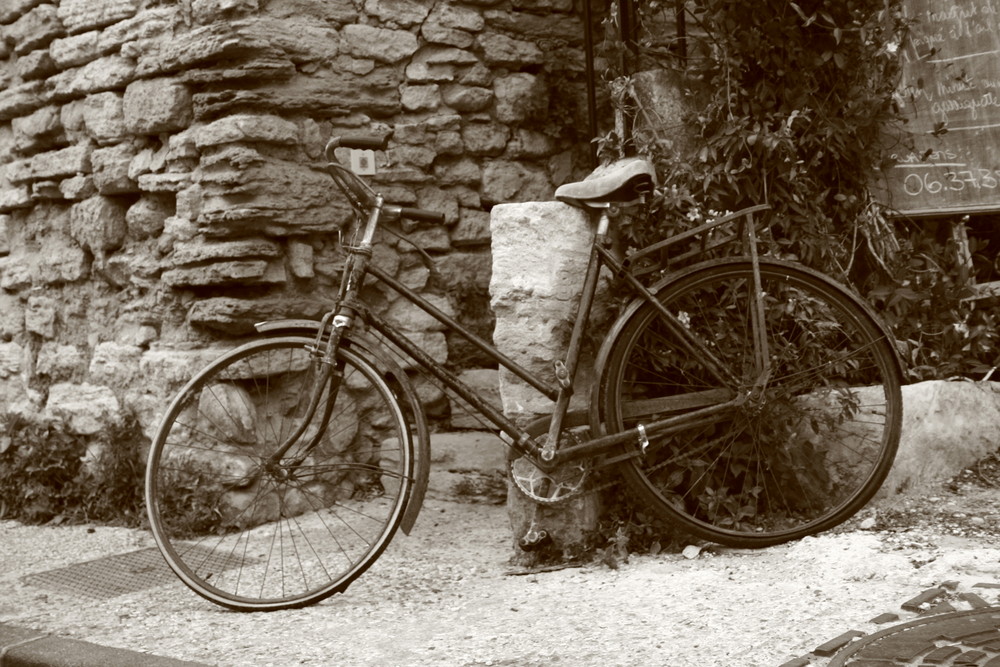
510 441 674 504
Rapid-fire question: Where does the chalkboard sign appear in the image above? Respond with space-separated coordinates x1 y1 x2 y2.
880 0 1000 217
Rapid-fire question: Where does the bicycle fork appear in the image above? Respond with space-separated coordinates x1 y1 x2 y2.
264 196 387 469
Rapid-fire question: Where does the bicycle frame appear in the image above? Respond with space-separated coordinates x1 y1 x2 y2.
323 199 773 473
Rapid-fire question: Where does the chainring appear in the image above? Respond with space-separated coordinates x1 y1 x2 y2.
508 456 590 504
508 430 591 504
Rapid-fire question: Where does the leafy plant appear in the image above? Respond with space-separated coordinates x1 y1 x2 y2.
601 1 1000 383
611 0 908 278
0 412 146 526
867 219 1000 381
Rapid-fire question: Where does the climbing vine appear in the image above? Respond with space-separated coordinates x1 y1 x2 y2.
605 0 1000 381
610 0 906 272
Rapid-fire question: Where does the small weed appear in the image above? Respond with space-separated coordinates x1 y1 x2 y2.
0 412 146 527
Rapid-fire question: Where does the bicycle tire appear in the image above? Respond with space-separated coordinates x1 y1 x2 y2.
600 258 902 548
145 336 413 611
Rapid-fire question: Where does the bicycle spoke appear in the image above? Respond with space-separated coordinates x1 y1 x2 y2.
603 260 901 547
146 337 413 611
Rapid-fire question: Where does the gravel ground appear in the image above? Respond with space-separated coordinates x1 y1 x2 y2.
3 473 1000 666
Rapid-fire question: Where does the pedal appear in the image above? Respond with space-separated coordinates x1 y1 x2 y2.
518 528 551 551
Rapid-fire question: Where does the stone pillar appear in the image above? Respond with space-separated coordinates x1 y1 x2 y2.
489 201 602 561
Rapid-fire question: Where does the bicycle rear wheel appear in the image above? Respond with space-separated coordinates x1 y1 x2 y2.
145 336 413 611
600 259 902 548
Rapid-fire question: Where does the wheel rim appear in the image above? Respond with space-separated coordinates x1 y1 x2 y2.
605 262 901 546
146 338 412 610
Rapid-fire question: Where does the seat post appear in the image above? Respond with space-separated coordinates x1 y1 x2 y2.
594 204 611 236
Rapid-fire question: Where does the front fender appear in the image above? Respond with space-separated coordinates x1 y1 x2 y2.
254 319 430 536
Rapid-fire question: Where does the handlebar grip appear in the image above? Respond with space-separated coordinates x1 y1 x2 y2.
400 207 446 224
336 134 389 150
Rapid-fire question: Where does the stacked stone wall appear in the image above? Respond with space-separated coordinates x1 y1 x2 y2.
0 0 599 439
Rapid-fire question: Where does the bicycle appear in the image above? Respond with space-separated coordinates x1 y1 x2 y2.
144 134 904 611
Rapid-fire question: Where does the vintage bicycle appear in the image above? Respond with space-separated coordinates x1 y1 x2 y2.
144 134 903 611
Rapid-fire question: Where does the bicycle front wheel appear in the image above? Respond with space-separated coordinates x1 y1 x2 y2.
145 336 413 611
600 259 902 548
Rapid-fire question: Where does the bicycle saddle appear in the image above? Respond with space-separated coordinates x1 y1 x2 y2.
554 157 656 208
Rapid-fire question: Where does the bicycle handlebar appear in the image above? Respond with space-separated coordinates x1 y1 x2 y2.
325 134 388 159
325 135 446 224
395 206 446 224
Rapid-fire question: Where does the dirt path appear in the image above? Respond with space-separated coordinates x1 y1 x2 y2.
4 468 1000 666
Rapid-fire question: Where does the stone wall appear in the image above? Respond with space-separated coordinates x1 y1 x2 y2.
0 0 599 440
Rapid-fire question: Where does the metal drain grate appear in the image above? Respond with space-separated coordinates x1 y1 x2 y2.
21 547 177 599
21 545 249 600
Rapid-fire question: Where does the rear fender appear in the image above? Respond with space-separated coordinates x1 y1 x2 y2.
254 319 430 535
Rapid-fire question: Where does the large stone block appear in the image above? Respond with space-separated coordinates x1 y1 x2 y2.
489 200 591 420
422 3 483 48
0 0 42 25
880 380 1000 497
427 431 506 503
90 143 139 194
0 342 24 380
481 159 552 204
69 195 127 254
58 175 96 200
139 347 235 394
194 113 299 147
341 24 419 64
88 341 143 387
49 55 136 99
6 4 63 55
132 21 272 77
478 33 543 68
57 0 139 35
385 293 453 331
170 237 281 265
161 260 285 287
196 150 347 232
36 343 86 380
185 295 326 334
82 92 126 144
191 67 401 118
99 7 177 52
25 294 58 338
16 48 57 81
44 382 123 435
0 81 46 121
451 209 491 246
494 73 547 124
125 195 171 239
50 31 101 68
441 84 492 112
363 0 431 27
123 78 193 134
29 144 92 180
0 186 31 212
405 46 473 82
11 105 63 153
33 238 89 284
